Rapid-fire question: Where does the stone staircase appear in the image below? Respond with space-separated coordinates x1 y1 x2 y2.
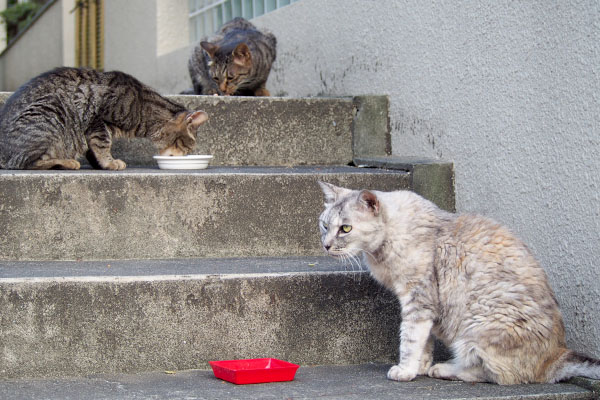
1 94 596 399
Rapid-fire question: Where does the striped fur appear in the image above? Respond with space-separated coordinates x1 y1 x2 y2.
187 17 276 96
318 182 600 384
0 67 207 170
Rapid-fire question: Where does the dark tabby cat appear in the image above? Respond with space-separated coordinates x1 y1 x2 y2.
0 67 208 170
187 17 276 96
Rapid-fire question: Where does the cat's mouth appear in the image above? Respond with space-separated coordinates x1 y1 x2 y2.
325 245 363 259
325 247 349 257
324 247 367 271
159 146 188 157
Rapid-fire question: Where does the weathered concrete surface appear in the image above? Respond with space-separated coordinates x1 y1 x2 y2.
173 95 355 166
0 93 359 166
355 156 455 212
570 377 600 397
0 93 395 166
0 256 345 278
0 167 411 261
0 263 400 378
0 365 593 400
352 96 391 158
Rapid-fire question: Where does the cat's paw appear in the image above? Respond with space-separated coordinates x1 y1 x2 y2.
105 159 126 170
253 87 270 96
427 363 455 380
387 365 417 382
61 159 81 170
418 354 433 375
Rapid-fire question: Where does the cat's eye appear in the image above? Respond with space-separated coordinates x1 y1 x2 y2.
321 221 329 230
340 225 352 233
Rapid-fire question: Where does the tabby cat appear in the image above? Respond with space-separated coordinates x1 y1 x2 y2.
318 182 600 384
187 17 276 96
0 67 208 170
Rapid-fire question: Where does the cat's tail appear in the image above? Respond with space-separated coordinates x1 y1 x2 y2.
548 350 600 383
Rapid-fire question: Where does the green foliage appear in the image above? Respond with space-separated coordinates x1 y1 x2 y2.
0 1 45 44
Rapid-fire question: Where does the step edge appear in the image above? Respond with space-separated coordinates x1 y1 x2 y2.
0 270 366 284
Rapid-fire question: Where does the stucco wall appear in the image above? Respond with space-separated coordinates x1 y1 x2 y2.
252 0 600 357
104 0 190 94
0 0 75 91
104 0 158 86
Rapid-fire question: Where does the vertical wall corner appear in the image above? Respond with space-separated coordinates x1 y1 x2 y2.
351 95 391 160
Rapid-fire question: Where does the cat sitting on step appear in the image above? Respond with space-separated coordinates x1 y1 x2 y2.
0 67 208 170
187 17 277 96
318 182 600 385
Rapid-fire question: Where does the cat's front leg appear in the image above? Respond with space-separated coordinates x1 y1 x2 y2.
388 317 434 381
86 122 126 170
31 158 81 170
418 334 435 374
253 83 270 97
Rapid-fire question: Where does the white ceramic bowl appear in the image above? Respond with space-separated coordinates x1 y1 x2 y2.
153 155 213 170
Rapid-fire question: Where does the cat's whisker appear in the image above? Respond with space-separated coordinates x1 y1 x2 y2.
347 252 360 271
339 250 364 283
346 248 368 272
336 251 357 278
342 253 353 273
349 252 367 283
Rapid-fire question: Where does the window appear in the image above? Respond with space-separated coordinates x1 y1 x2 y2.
189 0 299 43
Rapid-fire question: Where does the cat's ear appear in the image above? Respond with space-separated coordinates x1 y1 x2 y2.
318 181 350 205
358 190 380 216
186 110 208 129
232 43 252 67
201 41 218 59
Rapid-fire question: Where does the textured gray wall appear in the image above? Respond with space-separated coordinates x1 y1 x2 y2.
254 0 600 357
104 0 158 86
104 0 191 94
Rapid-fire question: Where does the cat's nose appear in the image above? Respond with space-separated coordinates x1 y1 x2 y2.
324 244 331 251
159 146 185 157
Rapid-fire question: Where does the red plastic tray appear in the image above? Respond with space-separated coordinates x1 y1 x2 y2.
209 358 300 385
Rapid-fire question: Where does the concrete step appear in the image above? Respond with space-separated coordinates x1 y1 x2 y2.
0 161 454 261
0 257 400 379
0 364 594 400
0 93 390 166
